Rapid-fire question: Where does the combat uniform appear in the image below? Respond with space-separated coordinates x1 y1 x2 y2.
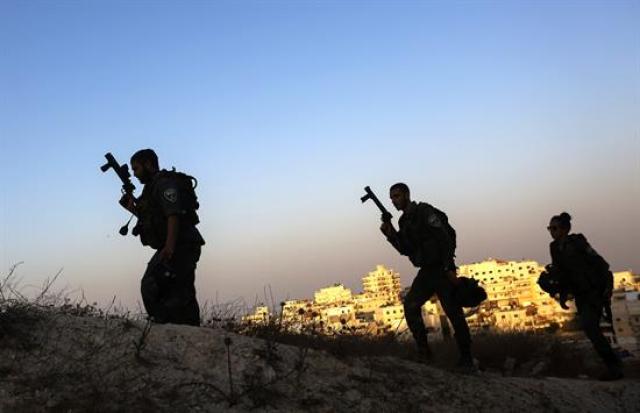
386 201 472 362
136 170 205 326
550 234 620 373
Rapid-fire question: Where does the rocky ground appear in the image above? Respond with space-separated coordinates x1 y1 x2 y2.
0 311 638 413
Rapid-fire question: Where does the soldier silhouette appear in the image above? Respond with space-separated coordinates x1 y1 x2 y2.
379 183 475 372
119 149 204 326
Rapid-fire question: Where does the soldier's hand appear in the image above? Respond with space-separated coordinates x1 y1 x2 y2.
158 245 175 263
119 194 135 212
380 221 395 237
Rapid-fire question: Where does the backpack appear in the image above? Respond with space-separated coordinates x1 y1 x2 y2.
164 168 201 225
570 234 611 294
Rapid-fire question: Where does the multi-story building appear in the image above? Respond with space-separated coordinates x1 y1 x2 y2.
362 265 402 303
421 299 443 335
281 299 313 322
375 304 407 332
614 271 640 291
354 265 403 320
242 305 270 325
321 304 356 330
314 284 353 306
611 271 640 354
611 291 640 353
352 293 381 317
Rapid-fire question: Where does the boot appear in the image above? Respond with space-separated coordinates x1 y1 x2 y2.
598 362 624 381
417 343 434 363
455 349 477 374
414 336 433 363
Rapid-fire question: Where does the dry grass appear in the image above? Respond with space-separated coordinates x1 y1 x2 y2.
236 310 639 379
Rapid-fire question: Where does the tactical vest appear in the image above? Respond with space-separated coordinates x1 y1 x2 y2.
134 169 201 249
400 203 457 268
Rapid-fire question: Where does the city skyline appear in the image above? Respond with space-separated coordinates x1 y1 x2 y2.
1 1 638 309
244 259 637 312
242 260 640 355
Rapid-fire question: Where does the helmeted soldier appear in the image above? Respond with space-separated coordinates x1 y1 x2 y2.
379 183 474 371
547 212 622 381
120 149 204 326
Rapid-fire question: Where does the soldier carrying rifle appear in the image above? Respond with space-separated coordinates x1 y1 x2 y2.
102 149 204 326
365 183 477 372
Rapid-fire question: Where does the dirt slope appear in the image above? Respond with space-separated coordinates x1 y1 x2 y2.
0 313 638 412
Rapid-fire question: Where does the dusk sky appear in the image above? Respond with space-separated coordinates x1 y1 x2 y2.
1 1 638 310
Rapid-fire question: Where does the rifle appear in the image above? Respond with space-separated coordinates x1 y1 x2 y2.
100 152 136 235
360 186 392 222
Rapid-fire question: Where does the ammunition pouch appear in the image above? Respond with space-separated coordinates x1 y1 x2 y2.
135 214 165 250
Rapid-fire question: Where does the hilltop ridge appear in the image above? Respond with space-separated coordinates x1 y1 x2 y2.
1 311 638 412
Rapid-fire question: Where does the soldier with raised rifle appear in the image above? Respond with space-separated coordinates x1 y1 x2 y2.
371 183 475 372
103 149 204 326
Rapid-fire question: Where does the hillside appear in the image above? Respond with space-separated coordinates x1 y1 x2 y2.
1 310 638 412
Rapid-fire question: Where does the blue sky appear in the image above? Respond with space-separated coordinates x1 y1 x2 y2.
1 1 638 309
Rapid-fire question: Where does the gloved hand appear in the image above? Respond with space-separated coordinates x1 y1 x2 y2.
380 220 395 237
119 193 135 212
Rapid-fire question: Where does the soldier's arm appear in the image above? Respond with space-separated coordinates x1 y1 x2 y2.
549 243 571 295
381 222 411 255
156 178 183 260
549 244 558 266
165 215 180 252
156 178 183 217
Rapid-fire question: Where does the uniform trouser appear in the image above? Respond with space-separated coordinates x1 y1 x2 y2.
575 294 620 367
403 267 471 356
141 245 201 326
